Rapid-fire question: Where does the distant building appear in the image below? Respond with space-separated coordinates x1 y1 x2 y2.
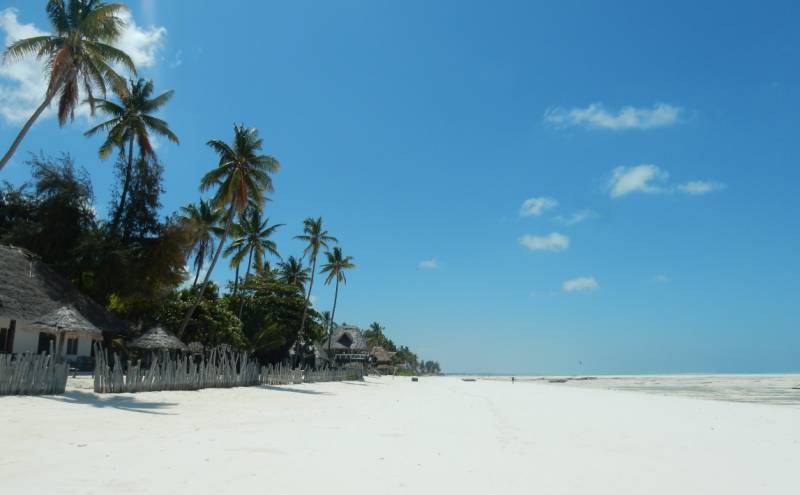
0 245 126 365
322 324 369 364
369 346 397 374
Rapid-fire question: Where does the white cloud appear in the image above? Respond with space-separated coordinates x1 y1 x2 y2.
652 274 669 284
607 165 726 198
562 276 598 293
519 233 569 252
556 209 596 226
113 10 165 69
0 9 49 124
608 164 669 198
419 259 438 269
0 8 166 124
520 197 558 217
544 103 681 130
181 263 208 289
678 180 726 195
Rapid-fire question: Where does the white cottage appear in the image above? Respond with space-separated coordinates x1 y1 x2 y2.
0 245 125 366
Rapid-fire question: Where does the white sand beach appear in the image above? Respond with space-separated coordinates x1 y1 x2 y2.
2 376 799 494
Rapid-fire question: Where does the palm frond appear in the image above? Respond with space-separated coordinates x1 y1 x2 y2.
141 115 179 143
77 4 129 42
3 36 56 62
85 41 135 75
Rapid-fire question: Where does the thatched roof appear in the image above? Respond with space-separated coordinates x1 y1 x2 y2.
31 305 103 337
324 325 368 351
370 346 396 363
128 326 187 351
0 245 127 333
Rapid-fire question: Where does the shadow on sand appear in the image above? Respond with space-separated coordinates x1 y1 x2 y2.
258 385 331 395
41 390 177 415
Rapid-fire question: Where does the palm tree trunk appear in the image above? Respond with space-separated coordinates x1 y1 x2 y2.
327 277 340 366
192 265 201 287
298 255 317 341
111 134 136 234
232 261 240 295
191 246 205 288
0 94 54 172
178 207 234 335
237 246 254 319
294 255 317 367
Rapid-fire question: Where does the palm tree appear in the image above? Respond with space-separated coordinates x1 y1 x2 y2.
224 220 245 295
294 217 337 349
84 78 178 231
225 207 283 317
320 311 334 350
180 199 224 287
178 124 279 334
278 256 310 290
0 0 135 172
320 246 356 360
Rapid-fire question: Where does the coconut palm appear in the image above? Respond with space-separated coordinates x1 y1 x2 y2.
225 220 245 295
278 256 310 290
294 217 337 349
180 199 224 287
320 311 333 333
84 78 178 231
0 0 136 172
320 246 355 358
178 124 279 334
225 207 283 317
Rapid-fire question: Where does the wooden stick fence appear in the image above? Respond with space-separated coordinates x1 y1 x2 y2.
93 344 363 394
0 352 69 396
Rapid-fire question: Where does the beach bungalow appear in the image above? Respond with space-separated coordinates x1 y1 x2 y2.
0 245 125 366
323 324 369 364
369 346 397 373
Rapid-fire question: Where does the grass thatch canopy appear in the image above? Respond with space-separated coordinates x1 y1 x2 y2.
32 305 103 337
0 245 127 333
324 325 368 351
369 346 396 363
128 326 187 351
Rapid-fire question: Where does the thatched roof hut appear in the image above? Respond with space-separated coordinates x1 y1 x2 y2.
324 325 368 351
0 245 126 333
369 346 396 364
31 305 103 338
128 326 187 352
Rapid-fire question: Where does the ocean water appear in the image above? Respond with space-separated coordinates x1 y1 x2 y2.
483 374 800 407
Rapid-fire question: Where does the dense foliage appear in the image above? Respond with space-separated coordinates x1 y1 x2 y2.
154 284 246 349
236 270 325 363
0 154 189 320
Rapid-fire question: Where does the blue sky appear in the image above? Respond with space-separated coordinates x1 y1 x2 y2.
1 0 799 374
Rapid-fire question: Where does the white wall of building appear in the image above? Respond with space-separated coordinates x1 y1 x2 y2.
12 326 41 353
4 319 96 358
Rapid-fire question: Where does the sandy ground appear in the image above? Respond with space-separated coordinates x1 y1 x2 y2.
1 376 799 494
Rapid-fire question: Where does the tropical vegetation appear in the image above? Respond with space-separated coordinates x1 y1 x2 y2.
0 0 440 373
